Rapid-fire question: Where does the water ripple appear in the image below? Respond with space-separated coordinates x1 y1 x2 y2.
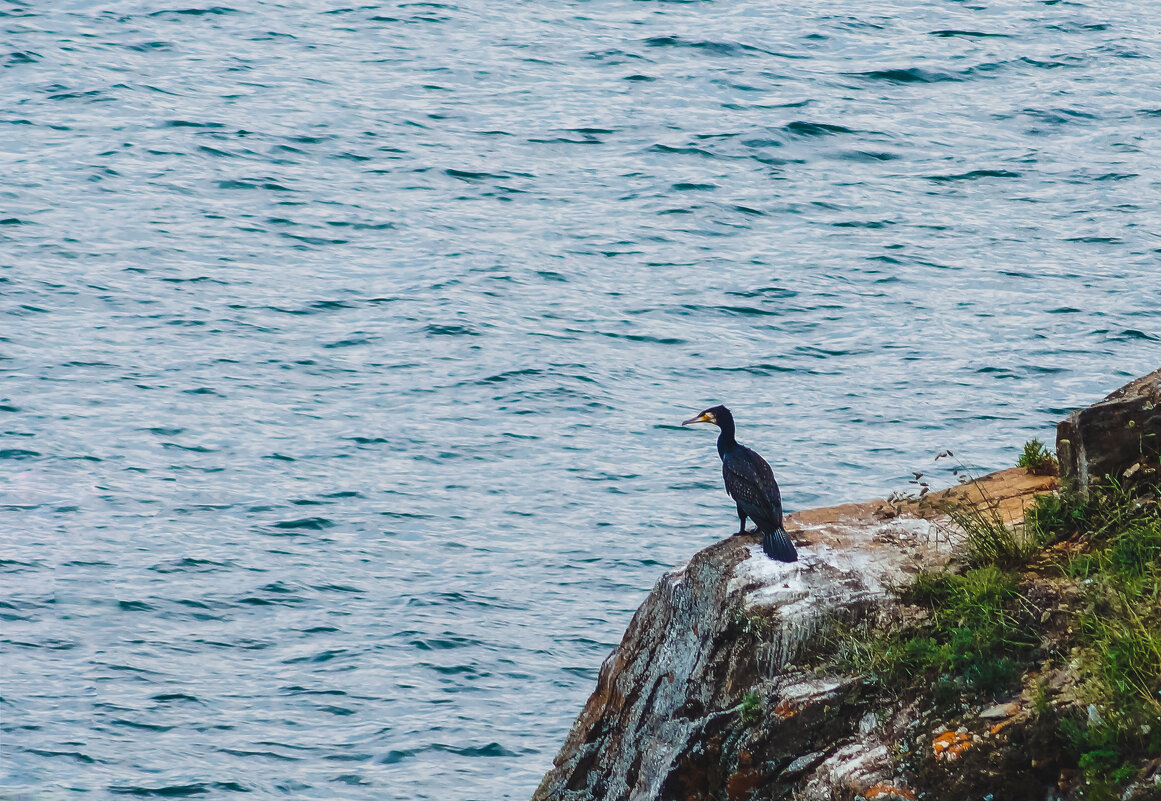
2 2 1160 800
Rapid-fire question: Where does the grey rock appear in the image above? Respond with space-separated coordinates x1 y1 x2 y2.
532 514 946 801
1057 367 1161 497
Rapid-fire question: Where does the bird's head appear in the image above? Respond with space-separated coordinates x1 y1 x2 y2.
682 404 732 428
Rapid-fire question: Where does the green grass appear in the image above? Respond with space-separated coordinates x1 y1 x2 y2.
738 691 763 725
1055 482 1161 716
1048 481 1161 797
838 565 1035 701
1017 438 1058 475
991 478 1161 797
827 450 1161 797
946 493 1041 569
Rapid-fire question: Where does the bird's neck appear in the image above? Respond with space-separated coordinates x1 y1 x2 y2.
716 421 737 457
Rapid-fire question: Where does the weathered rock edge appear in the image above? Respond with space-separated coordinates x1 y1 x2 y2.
1057 366 1161 497
532 470 1053 801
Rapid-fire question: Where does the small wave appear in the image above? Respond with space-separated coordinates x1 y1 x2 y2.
112 718 174 732
217 747 301 761
194 637 272 650
117 600 154 612
836 150 900 162
218 179 293 192
282 648 351 664
325 220 395 230
707 363 797 376
851 67 960 84
1112 329 1158 341
682 304 780 317
311 583 364 594
281 233 348 246
833 219 894 228
125 41 174 52
270 517 335 530
929 29 1011 38
597 331 686 345
728 286 798 299
332 773 369 784
239 595 305 607
479 368 543 383
411 634 482 651
164 119 226 128
0 448 39 459
976 365 1067 378
161 442 216 452
0 558 40 568
1064 236 1122 244
783 120 854 137
281 685 348 696
927 169 1021 182
26 748 97 763
434 741 520 757
425 323 480 336
319 705 356 717
643 36 773 57
6 637 77 650
1020 56 1085 69
323 336 373 348
648 143 716 158
148 7 238 17
445 168 506 181
109 781 248 796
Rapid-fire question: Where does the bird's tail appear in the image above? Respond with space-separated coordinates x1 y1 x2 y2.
761 526 798 563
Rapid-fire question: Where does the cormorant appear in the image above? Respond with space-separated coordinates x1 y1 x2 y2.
682 405 798 563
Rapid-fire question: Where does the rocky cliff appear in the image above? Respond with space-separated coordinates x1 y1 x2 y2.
534 369 1161 801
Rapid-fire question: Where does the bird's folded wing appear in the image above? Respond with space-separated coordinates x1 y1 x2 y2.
722 456 780 521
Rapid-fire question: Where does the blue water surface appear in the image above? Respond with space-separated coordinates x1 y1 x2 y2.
2 1 1159 798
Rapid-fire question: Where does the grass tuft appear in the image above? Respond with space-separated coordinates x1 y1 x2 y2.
940 478 1047 569
738 691 763 725
1016 438 1058 475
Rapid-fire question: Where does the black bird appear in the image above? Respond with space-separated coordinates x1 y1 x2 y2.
682 405 797 563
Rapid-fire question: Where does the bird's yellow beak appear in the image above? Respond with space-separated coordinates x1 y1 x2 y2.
682 412 713 426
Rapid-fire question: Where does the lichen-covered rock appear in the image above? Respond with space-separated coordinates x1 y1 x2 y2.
1057 367 1161 496
532 470 1056 801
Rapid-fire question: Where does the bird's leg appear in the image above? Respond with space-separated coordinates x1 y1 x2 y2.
735 505 747 536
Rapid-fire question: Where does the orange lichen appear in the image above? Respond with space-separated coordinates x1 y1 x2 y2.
989 718 1015 736
863 782 917 800
771 700 798 719
932 730 972 761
